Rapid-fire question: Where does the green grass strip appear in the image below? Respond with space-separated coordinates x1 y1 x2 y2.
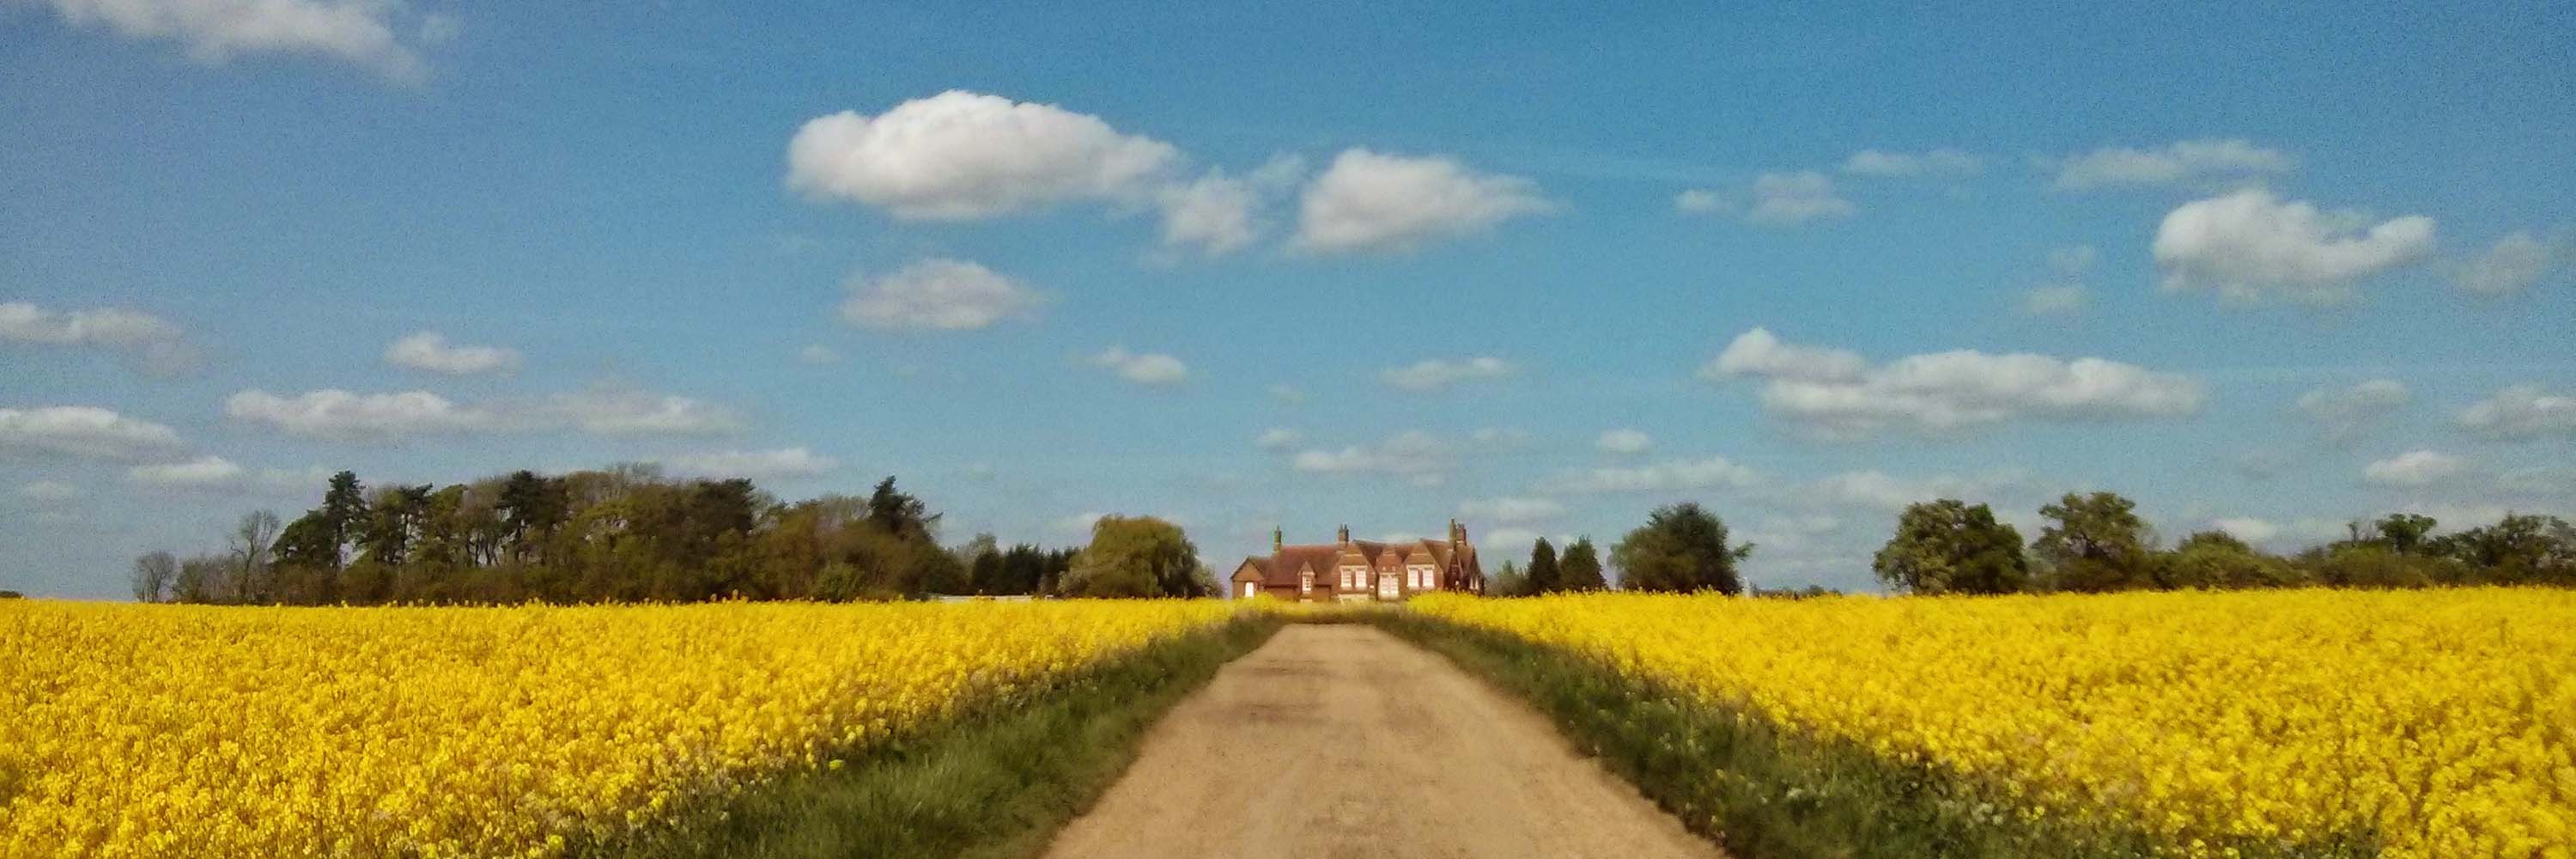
1374 612 2375 859
614 615 1280 859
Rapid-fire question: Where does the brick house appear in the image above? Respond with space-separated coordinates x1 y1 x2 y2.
1229 521 1485 601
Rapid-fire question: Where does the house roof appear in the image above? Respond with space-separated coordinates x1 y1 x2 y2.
1240 532 1484 588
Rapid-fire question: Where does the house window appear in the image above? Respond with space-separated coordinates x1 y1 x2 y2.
1300 570 1313 594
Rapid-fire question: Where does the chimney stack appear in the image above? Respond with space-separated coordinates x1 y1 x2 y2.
1273 526 1284 552
1337 524 1350 545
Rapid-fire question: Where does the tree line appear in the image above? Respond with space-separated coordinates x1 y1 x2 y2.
1481 495 2574 598
1872 492 2576 595
1489 503 1754 596
128 466 1216 605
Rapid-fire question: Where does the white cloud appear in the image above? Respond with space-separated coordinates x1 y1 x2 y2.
2295 379 2410 442
1672 188 1727 215
2363 449 2467 488
664 448 837 479
225 385 741 442
2208 516 2279 543
1547 455 1760 495
2022 245 2097 316
1459 496 1564 523
2496 466 2576 498
1380 356 1512 392
1294 149 1548 253
15 480 79 502
840 259 1044 331
796 344 840 365
0 302 200 375
550 386 744 436
126 454 242 487
786 90 1177 220
1051 511 1108 537
2020 285 2089 315
28 0 434 82
125 455 324 493
2451 230 2558 296
226 389 492 440
1595 429 1653 455
1090 346 1188 386
384 331 519 375
1479 527 1550 556
2208 516 2348 550
1842 148 1981 178
2152 188 2437 306
2457 384 2576 440
2050 138 2293 190
1807 469 2025 512
0 405 185 460
1745 171 1855 225
1704 328 2204 438
1154 169 1260 256
1291 430 1452 483
1254 428 1302 450
1702 328 1868 383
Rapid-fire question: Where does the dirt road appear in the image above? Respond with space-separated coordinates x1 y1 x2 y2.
1041 624 1725 859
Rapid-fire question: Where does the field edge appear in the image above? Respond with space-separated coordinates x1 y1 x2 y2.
1372 612 2378 859
608 613 1283 859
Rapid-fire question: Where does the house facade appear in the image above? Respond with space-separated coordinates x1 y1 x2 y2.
1229 521 1485 601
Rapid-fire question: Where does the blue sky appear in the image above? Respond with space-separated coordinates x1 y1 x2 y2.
4 1 2572 599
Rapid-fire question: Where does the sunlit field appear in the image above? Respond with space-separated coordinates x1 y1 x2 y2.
0 599 1237 859
1411 589 2576 859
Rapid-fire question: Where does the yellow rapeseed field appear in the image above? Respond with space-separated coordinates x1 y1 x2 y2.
1413 589 2576 859
0 599 1236 859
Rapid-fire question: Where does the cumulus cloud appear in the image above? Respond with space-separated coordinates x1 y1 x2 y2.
225 385 742 442
1254 428 1302 450
2208 516 2348 550
2296 379 2410 442
2020 285 2089 316
1458 496 1565 523
125 456 325 492
1380 356 1512 392
2451 230 2559 297
840 259 1044 331
384 331 519 375
1090 346 1188 386
1546 456 1760 495
27 0 436 82
1154 169 1261 256
1672 188 1727 215
1806 469 2026 512
1291 430 1459 485
0 405 185 460
2457 384 2576 440
796 344 840 365
2021 245 2097 316
1294 149 1548 253
786 90 1177 220
550 386 744 436
663 448 837 479
0 302 201 375
1595 429 1653 455
1744 171 1855 225
15 480 79 501
2363 449 2467 488
2050 138 2293 190
2152 188 2437 306
226 389 495 440
1702 328 2204 438
1842 148 1980 178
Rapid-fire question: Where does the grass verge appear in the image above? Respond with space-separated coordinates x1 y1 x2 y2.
1374 612 2374 859
613 615 1279 859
